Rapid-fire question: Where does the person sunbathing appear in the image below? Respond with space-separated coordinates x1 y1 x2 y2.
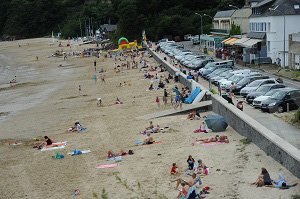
143 135 154 145
107 150 128 158
197 135 218 143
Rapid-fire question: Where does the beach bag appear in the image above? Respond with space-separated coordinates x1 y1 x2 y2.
128 150 134 155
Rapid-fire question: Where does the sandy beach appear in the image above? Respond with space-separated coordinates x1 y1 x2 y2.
0 38 299 199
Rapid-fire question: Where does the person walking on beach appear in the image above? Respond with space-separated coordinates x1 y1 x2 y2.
78 85 82 96
156 96 160 108
163 89 168 106
100 74 105 83
94 60 97 72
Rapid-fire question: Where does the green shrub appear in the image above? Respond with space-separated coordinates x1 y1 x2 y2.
292 108 300 123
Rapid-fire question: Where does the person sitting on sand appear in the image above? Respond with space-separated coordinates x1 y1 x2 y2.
252 168 273 187
171 163 179 175
194 159 209 175
10 76 17 84
143 135 154 145
187 155 195 170
175 173 199 190
177 181 190 199
115 97 123 104
34 136 54 149
218 135 229 143
149 83 154 90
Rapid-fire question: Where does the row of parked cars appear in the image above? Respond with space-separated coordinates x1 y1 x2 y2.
198 63 300 113
158 41 213 69
158 41 300 113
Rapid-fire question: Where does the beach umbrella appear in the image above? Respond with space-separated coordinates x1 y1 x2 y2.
205 114 228 132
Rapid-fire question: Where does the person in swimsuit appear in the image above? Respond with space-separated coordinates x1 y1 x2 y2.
177 181 189 199
171 163 179 175
143 136 154 145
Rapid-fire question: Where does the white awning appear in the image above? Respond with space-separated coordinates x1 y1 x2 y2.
233 37 251 45
240 39 262 48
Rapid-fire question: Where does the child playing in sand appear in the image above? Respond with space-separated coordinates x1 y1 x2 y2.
171 163 179 175
115 97 123 104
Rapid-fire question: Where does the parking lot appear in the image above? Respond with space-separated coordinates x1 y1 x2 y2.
157 40 300 149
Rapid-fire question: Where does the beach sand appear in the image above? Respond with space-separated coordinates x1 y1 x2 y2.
0 38 299 199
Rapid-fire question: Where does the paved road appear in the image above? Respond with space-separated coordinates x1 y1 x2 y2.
160 41 300 149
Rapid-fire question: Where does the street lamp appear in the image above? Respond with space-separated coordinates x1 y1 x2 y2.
229 4 239 10
203 14 213 20
195 13 203 35
195 12 203 52
269 7 286 68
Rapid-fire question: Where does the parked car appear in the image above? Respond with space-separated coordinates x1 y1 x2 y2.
231 75 269 94
253 57 272 65
260 88 300 113
245 84 286 103
199 60 234 76
192 36 200 45
206 68 231 80
184 34 192 41
220 72 261 89
187 59 212 69
252 88 287 108
216 69 251 85
240 79 278 97
210 69 233 83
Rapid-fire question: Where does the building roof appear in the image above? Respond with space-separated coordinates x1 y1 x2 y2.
253 0 274 8
214 10 236 18
247 32 266 39
252 0 300 16
100 24 117 32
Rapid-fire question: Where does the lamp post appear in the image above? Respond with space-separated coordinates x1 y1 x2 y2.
269 7 286 68
203 14 215 57
195 12 203 52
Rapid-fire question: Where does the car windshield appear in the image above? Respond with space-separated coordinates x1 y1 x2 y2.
225 73 234 78
270 90 287 100
256 86 271 92
265 89 280 96
233 76 244 83
237 77 249 85
204 62 214 68
218 71 228 77
231 75 243 82
248 80 262 87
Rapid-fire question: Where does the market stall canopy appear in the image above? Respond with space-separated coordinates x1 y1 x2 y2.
240 39 262 48
222 37 239 45
233 37 251 46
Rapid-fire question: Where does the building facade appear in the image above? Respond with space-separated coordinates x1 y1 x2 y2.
289 33 300 69
249 0 300 67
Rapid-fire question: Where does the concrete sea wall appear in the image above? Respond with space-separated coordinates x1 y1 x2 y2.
147 45 300 179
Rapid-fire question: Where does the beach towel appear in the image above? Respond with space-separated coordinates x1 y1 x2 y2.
68 150 91 156
40 141 67 151
107 156 123 162
96 163 118 169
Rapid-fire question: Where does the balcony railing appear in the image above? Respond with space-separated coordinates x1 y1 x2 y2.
210 28 230 35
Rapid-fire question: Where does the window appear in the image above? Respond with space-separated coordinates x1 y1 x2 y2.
268 22 271 32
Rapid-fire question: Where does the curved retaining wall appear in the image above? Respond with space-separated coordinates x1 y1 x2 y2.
147 46 300 179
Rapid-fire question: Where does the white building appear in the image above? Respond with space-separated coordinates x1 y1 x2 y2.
249 0 300 67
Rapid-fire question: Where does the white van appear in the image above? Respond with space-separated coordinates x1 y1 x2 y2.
199 60 234 74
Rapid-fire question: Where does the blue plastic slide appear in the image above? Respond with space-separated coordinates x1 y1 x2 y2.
184 87 201 104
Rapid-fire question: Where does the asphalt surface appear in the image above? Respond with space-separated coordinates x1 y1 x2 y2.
163 41 300 149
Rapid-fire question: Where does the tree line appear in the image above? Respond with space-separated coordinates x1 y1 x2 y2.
0 0 244 41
